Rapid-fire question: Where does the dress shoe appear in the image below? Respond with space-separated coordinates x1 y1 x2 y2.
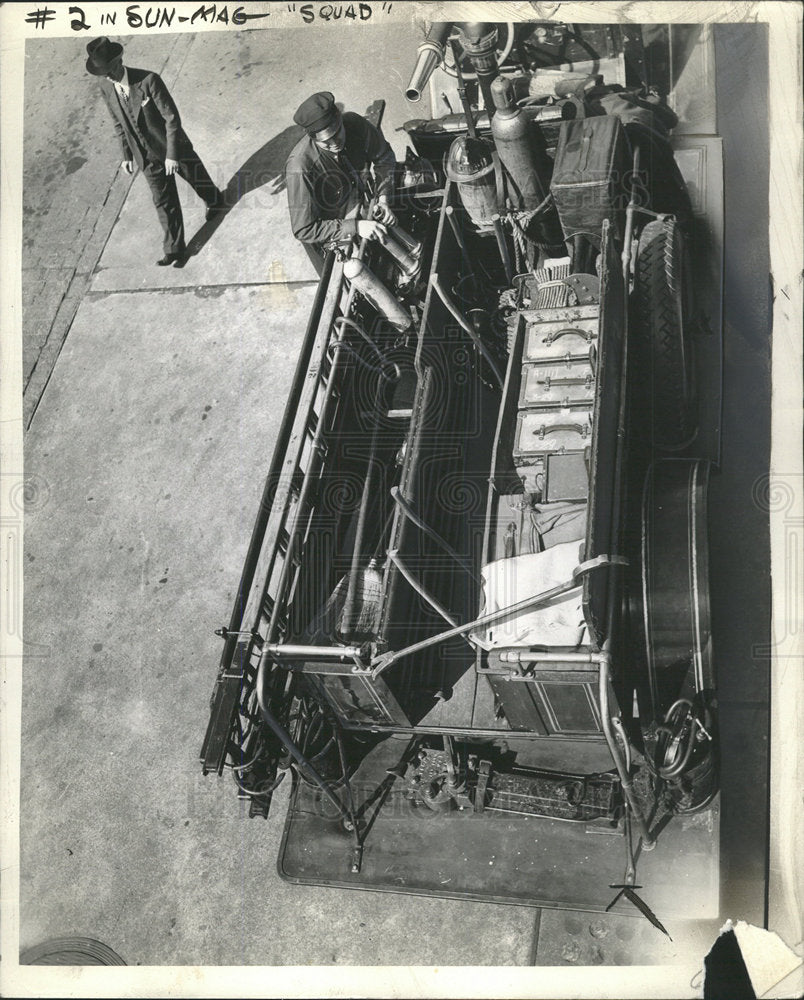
156 252 182 266
205 189 227 221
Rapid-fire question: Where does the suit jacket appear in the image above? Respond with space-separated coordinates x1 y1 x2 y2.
98 67 195 169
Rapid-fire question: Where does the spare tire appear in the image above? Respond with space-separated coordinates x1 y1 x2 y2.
20 937 126 965
634 217 696 450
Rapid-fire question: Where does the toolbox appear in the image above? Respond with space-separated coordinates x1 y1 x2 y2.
523 305 599 364
513 407 593 464
519 359 596 409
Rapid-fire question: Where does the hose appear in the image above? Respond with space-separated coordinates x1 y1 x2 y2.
654 698 705 781
334 316 387 366
232 768 286 798
510 216 526 273
430 273 505 387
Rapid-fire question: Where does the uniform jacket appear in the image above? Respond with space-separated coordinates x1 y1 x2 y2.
98 67 195 169
285 111 396 246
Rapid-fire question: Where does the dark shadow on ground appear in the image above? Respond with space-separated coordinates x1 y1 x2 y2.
184 124 304 259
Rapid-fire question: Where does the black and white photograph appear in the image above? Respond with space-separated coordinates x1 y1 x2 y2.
0 2 801 997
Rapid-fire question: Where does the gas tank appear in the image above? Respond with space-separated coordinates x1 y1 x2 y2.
490 76 551 211
445 136 499 229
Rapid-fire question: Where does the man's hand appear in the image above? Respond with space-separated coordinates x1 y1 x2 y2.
373 200 397 226
357 219 388 243
164 158 179 176
121 159 134 175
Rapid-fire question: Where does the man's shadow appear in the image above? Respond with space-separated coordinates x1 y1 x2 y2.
182 124 304 260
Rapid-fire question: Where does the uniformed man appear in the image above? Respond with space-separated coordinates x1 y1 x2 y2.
285 92 398 275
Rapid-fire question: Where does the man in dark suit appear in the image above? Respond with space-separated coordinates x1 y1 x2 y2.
86 36 225 266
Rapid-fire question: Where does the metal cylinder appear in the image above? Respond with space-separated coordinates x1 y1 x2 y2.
382 232 420 278
445 136 499 228
405 22 452 102
404 111 492 134
404 104 563 137
343 257 412 332
490 75 551 211
491 213 514 285
389 224 422 258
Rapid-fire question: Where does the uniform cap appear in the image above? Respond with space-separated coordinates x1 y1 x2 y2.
293 91 341 138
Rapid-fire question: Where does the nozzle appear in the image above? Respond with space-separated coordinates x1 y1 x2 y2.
383 232 420 278
490 75 516 114
405 22 452 102
406 45 442 102
389 224 422 258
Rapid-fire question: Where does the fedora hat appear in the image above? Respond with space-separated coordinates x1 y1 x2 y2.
85 37 123 75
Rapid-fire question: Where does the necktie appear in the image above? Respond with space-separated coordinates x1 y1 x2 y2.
117 85 129 104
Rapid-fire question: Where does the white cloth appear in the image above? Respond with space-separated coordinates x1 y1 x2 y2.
476 540 587 648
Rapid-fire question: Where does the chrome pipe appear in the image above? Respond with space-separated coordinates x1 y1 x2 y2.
405 22 452 102
382 232 420 277
262 643 365 661
406 45 443 103
389 224 423 258
372 575 581 677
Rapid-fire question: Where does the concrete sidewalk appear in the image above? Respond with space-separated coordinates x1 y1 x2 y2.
23 34 177 427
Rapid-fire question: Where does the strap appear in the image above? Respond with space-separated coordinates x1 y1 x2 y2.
490 148 507 212
573 554 629 579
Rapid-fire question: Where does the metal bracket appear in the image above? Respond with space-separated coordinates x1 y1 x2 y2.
215 627 261 643
474 760 492 813
350 844 364 874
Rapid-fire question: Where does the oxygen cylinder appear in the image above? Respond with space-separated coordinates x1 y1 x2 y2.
445 136 499 229
343 258 412 332
490 75 551 211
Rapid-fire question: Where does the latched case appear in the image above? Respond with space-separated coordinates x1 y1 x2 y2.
550 115 630 244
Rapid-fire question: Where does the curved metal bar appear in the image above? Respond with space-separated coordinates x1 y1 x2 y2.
372 575 580 677
430 272 505 387
390 486 479 583
598 652 654 849
255 655 351 823
328 340 400 383
333 315 386 364
387 549 459 629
